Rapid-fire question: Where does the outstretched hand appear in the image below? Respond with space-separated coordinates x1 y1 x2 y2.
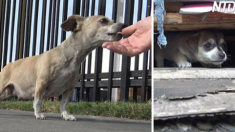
102 16 152 57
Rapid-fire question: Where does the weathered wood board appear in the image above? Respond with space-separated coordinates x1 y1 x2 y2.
154 91 235 120
154 68 235 79
154 68 235 120
154 13 235 31
154 79 235 99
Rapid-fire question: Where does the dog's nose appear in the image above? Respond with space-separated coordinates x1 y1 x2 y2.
219 53 225 59
122 24 128 29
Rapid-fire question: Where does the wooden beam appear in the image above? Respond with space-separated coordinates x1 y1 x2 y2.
154 13 235 31
153 68 235 79
165 2 183 12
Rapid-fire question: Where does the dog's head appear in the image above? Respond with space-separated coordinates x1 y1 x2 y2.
61 15 124 46
186 30 227 67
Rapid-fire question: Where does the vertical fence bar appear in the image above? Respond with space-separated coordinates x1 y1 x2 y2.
15 0 23 61
59 0 68 101
72 0 81 101
80 0 90 101
133 0 143 102
93 0 106 102
73 0 81 14
120 0 134 101
90 0 95 15
79 61 86 101
147 0 152 101
85 0 96 101
85 0 90 17
81 0 85 16
19 0 27 59
50 0 56 49
61 0 68 42
141 52 148 102
10 0 16 62
0 0 6 69
32 0 39 56
141 0 152 102
24 0 33 58
146 0 152 16
2 0 11 67
46 0 53 51
107 0 118 101
40 0 47 54
53 0 60 47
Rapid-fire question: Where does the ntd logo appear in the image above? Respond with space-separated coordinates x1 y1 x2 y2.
212 1 235 13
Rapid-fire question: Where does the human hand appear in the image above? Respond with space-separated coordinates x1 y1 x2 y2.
102 16 152 57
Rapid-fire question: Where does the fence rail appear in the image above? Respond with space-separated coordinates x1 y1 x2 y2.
0 0 152 103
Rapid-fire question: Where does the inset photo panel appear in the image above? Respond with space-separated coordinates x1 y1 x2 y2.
154 0 235 132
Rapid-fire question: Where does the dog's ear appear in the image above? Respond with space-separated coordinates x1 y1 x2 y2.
61 15 85 32
186 33 201 53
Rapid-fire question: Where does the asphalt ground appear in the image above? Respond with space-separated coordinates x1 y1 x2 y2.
0 109 151 132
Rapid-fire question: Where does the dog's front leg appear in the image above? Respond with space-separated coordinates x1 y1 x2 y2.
173 53 192 68
33 80 47 120
60 88 76 121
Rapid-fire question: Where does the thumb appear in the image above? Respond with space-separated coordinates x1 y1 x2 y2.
121 24 136 36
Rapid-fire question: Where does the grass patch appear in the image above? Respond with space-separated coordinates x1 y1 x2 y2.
0 101 151 120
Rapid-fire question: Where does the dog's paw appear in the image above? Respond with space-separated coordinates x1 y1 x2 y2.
177 62 192 68
61 114 76 121
35 113 46 120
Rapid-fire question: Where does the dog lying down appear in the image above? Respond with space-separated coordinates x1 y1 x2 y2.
0 15 124 121
155 30 227 68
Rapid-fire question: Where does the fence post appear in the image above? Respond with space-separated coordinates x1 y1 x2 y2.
141 51 148 102
132 0 143 102
120 0 134 101
15 0 23 61
2 0 11 67
32 0 39 56
10 1 16 62
107 0 118 101
93 0 106 102
0 0 6 70
24 0 33 58
39 0 46 54
53 0 61 47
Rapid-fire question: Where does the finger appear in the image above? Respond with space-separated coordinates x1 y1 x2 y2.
102 42 111 48
102 41 120 48
121 24 136 36
103 42 122 52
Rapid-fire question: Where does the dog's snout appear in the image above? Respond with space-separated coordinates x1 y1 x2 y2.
122 24 127 29
219 53 225 59
117 23 127 29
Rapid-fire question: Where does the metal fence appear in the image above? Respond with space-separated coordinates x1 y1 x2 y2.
0 0 152 102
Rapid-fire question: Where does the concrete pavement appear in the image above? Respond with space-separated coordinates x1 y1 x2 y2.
0 109 151 132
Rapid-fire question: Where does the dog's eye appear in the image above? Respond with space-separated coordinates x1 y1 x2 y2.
205 43 211 48
204 43 215 51
99 18 108 25
221 43 226 49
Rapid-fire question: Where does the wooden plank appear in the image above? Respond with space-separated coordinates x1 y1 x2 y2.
154 92 235 120
154 79 235 99
154 68 235 79
154 13 235 31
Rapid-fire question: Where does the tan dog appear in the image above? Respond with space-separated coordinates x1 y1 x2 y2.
0 15 124 121
155 30 227 68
